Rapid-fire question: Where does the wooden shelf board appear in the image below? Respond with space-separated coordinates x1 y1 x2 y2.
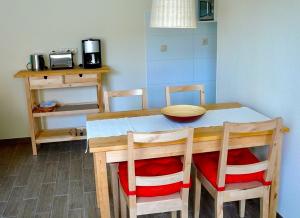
29 81 98 90
33 103 99 117
36 128 86 144
15 66 110 78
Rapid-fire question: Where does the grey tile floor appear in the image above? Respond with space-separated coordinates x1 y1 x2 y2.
0 139 264 218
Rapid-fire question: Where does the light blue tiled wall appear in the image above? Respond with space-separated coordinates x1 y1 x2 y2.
146 16 217 108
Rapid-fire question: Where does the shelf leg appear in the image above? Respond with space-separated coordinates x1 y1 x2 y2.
24 78 38 155
97 73 104 112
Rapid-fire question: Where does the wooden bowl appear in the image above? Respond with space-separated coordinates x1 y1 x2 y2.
161 105 207 122
36 101 57 113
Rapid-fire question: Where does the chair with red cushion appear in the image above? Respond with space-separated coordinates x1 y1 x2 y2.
193 118 283 218
118 128 194 218
103 88 148 218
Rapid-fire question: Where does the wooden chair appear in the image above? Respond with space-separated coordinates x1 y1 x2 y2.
165 84 205 106
103 88 148 218
193 118 283 218
119 128 194 218
103 88 148 112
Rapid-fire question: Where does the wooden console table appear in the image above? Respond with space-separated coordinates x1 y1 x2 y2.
15 66 110 155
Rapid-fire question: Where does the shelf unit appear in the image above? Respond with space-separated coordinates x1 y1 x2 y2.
15 66 110 155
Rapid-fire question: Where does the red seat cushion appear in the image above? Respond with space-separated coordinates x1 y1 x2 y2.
118 157 186 197
193 148 268 191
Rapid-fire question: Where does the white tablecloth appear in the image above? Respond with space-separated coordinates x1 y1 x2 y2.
86 107 270 139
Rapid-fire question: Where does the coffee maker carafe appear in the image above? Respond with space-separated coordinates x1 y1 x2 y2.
82 39 102 69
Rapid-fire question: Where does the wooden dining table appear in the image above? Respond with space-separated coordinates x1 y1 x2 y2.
87 102 289 218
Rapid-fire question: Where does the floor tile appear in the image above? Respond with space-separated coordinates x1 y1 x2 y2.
3 186 25 217
0 176 16 202
55 153 70 196
83 154 93 170
7 155 24 176
68 209 84 218
83 192 99 218
43 162 59 183
70 160 82 181
18 198 37 218
35 212 50 218
51 195 68 218
0 164 8 177
0 202 7 216
46 146 60 163
83 169 95 192
15 164 33 187
24 172 44 199
31 155 47 174
36 183 55 213
69 181 84 210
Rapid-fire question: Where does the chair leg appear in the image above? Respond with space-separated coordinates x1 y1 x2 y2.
180 187 189 218
215 193 224 218
128 197 137 218
180 209 188 218
194 173 201 218
171 211 177 218
239 200 246 218
119 183 127 218
110 163 120 218
260 187 270 218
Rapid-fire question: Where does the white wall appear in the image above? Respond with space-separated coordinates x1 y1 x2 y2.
0 0 151 139
217 0 300 217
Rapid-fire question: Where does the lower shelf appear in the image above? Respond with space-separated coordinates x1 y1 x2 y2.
33 103 99 117
36 128 86 144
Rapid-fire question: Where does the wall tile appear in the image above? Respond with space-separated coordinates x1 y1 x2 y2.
194 22 217 36
147 35 194 61
147 59 195 85
147 85 166 108
203 81 216 103
193 34 217 58
194 58 216 82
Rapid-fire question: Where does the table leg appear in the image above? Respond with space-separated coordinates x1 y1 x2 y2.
93 152 111 218
110 163 120 218
269 135 283 218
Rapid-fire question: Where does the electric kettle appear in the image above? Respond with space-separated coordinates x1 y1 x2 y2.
27 54 46 71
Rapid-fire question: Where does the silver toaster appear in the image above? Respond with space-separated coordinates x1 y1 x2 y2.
49 51 74 70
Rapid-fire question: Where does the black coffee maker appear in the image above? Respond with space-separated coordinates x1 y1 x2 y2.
82 39 102 69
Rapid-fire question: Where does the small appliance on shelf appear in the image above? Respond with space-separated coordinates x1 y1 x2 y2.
82 39 102 69
26 54 46 71
199 0 214 21
49 50 74 70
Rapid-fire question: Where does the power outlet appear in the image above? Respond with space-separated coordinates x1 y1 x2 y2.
160 44 168 52
202 38 209 46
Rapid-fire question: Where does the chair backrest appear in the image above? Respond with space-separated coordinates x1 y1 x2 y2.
127 128 194 198
217 118 283 188
165 84 206 106
103 88 148 112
